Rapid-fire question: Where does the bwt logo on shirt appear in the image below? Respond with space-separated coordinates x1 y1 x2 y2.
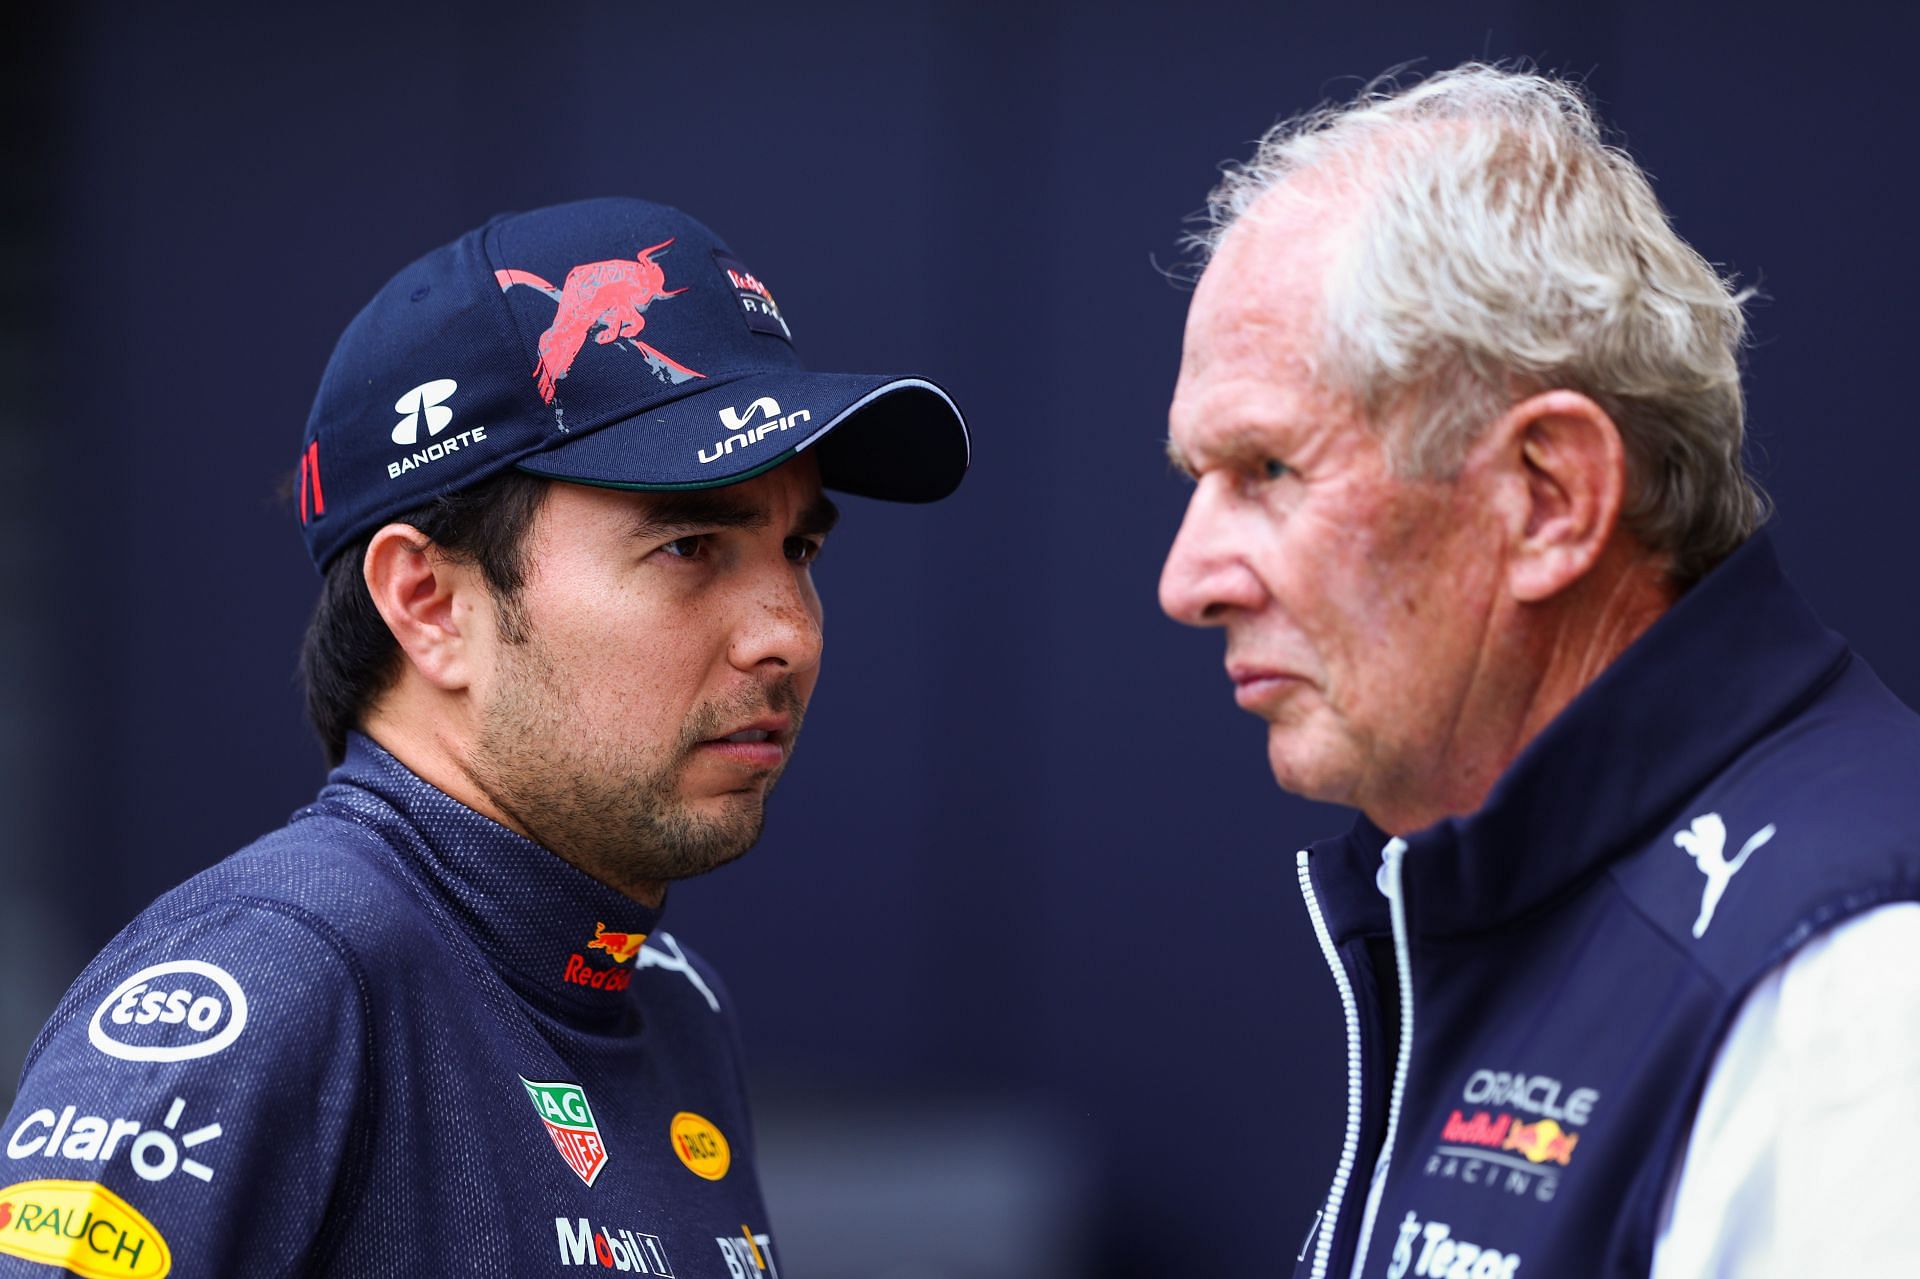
716 1227 779 1279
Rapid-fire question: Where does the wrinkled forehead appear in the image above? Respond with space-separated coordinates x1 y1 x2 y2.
1172 211 1351 440
1186 189 1350 365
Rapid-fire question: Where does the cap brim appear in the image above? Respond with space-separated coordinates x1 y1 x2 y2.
515 369 969 503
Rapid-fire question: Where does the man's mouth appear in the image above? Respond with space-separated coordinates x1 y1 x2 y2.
696 717 791 769
1227 663 1302 712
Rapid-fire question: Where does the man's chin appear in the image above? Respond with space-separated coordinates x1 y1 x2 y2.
674 792 769 861
1264 733 1357 807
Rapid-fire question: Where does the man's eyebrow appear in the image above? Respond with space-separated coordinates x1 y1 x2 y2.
1165 437 1196 478
794 495 840 539
627 492 772 540
1169 424 1294 477
625 489 841 540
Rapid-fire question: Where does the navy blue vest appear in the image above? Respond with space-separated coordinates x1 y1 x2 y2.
1293 532 1920 1279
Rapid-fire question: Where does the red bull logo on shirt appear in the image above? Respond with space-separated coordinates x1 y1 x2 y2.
521 1079 609 1187
587 924 646 965
1438 1109 1579 1166
561 923 648 994
496 241 705 401
1503 1119 1579 1166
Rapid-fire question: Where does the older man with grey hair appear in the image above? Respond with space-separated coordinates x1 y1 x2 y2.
1160 65 1920 1277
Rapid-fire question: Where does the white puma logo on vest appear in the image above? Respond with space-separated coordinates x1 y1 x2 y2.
1673 812 1776 938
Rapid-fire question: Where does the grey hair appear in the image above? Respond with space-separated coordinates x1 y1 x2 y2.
1192 63 1769 587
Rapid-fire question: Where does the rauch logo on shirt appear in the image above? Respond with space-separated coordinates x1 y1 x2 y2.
0 1180 170 1278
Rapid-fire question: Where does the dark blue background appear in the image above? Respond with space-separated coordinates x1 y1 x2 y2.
6 3 1916 1274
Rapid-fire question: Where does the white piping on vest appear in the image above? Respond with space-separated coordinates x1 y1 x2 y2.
1349 836 1414 1279
1295 849 1362 1279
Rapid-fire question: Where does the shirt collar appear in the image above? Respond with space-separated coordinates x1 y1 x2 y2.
318 733 665 1021
1307 530 1850 941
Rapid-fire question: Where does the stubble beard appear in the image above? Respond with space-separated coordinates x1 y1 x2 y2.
468 636 806 898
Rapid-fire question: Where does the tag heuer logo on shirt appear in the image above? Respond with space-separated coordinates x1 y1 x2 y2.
521 1078 609 1187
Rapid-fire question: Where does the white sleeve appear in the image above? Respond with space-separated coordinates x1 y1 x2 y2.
1650 901 1920 1278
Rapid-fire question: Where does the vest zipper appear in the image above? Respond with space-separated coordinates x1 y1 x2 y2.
1349 837 1414 1279
1295 850 1363 1279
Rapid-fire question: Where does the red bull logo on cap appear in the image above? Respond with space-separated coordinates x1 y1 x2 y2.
496 240 705 401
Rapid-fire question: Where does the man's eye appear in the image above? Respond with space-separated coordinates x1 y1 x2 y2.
660 536 708 560
785 536 823 566
1262 458 1290 481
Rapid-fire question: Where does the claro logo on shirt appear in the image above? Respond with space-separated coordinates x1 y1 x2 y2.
1385 1212 1521 1279
87 961 248 1063
0 1180 171 1278
7 1096 222 1185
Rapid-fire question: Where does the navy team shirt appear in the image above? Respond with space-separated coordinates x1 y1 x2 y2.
1 734 783 1278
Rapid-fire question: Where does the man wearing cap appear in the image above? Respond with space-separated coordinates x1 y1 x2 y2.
0 198 967 1275
1159 67 1920 1276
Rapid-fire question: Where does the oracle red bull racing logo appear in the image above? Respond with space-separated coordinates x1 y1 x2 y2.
1423 1068 1599 1203
496 240 705 401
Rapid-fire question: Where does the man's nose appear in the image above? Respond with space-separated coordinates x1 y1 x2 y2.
730 568 825 676
1159 482 1263 626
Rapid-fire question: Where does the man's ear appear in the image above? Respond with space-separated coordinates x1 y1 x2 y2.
363 523 478 691
1494 390 1628 603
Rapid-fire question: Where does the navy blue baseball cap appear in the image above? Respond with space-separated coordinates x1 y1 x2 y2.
295 197 970 569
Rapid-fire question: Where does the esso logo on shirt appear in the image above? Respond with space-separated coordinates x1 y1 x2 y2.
87 960 249 1062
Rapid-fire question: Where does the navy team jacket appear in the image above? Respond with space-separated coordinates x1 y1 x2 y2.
1292 532 1920 1279
1 734 783 1278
